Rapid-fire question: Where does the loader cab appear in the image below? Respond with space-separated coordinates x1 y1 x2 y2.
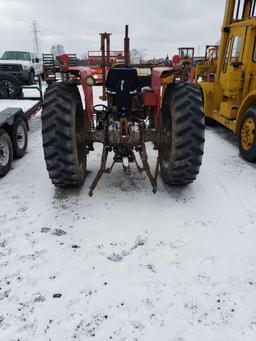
178 47 195 64
204 45 219 65
200 0 256 130
219 0 256 118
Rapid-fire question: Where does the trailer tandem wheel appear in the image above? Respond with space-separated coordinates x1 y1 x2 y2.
0 129 13 177
11 117 28 158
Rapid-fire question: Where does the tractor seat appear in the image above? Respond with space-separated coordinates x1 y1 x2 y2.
106 67 138 114
106 67 138 93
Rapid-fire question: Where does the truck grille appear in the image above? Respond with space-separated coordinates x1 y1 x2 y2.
0 64 22 72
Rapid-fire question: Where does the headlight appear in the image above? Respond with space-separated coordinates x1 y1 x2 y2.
22 65 30 70
85 76 95 86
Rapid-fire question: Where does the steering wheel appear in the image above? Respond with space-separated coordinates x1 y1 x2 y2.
93 104 108 113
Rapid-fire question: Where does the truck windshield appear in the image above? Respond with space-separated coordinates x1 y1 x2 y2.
1 51 31 61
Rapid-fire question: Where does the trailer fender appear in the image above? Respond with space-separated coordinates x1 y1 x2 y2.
0 108 28 131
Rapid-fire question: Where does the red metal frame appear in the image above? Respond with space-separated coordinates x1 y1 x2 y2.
88 50 125 65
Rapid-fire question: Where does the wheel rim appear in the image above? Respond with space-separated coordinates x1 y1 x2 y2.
241 117 256 151
16 124 26 150
0 139 10 166
0 80 16 98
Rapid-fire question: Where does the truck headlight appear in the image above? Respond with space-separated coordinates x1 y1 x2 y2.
22 65 30 70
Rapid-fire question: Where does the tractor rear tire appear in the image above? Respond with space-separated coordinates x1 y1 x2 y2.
41 82 87 188
159 83 205 185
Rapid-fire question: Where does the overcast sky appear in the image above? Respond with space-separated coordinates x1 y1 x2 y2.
0 0 226 58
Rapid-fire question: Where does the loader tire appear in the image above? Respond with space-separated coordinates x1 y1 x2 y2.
41 82 87 188
159 83 205 185
239 107 256 162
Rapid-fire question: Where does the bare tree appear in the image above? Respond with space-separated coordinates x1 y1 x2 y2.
79 53 87 61
51 44 65 58
131 48 147 64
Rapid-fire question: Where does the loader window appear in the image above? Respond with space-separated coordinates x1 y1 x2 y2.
233 0 246 19
231 36 243 63
253 38 256 62
233 0 256 19
222 38 232 72
252 0 256 16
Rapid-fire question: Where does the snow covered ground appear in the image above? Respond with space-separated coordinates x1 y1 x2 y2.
1 86 256 341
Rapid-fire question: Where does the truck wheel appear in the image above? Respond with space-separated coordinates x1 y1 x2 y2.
0 72 22 99
0 129 13 177
239 107 256 162
28 70 35 85
159 83 205 185
11 117 28 158
41 82 87 188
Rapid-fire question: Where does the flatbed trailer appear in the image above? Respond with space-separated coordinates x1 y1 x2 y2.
0 76 43 177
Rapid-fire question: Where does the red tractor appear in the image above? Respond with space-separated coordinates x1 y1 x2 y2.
41 28 205 196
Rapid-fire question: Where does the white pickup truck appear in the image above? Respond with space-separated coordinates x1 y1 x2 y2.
0 51 43 85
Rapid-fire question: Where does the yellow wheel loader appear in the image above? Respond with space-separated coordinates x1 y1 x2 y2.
199 0 256 161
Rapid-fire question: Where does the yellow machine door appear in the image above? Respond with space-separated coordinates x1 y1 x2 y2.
249 29 256 92
219 26 247 119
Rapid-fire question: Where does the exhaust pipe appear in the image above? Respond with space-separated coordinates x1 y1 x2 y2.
124 25 130 66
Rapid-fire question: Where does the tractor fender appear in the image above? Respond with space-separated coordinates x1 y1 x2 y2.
235 90 256 134
151 67 174 123
199 82 223 117
68 66 94 122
